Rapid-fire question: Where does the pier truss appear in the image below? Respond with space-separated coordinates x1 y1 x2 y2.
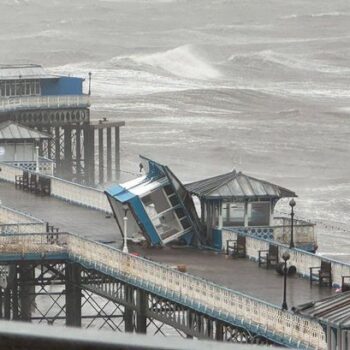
2 108 124 185
0 259 272 345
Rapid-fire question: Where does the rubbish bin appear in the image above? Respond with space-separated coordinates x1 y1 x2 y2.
288 265 297 276
276 262 285 275
276 263 297 276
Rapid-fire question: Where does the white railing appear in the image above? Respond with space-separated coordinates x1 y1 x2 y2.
0 205 46 234
273 217 315 246
0 205 44 225
0 95 90 112
230 219 316 250
0 223 46 234
0 232 327 349
0 161 22 182
222 228 350 288
0 161 111 214
50 176 111 213
0 233 68 255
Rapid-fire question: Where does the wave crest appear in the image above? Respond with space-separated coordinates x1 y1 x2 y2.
129 45 222 80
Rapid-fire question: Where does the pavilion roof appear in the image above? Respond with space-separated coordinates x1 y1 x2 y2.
0 64 57 80
294 291 350 329
0 121 51 140
185 170 296 201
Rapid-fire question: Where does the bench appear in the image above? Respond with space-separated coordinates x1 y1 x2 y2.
21 171 30 191
258 244 279 269
15 175 23 189
226 235 246 258
309 261 332 287
28 173 38 193
36 176 51 196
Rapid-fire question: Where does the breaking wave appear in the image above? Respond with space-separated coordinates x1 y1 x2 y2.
129 45 222 80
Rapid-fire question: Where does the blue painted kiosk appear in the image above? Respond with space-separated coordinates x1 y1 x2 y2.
105 156 202 247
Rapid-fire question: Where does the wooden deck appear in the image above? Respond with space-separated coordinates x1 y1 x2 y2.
0 180 335 308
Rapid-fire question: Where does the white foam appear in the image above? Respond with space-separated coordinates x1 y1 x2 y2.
131 45 222 80
228 49 350 74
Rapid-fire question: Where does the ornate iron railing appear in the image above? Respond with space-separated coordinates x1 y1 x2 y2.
228 217 316 250
3 157 55 176
0 205 46 234
0 95 90 112
0 232 327 349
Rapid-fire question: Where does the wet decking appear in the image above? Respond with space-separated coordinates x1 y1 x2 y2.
1 180 335 308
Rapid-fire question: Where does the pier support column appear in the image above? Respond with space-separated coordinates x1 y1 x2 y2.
124 285 134 332
136 289 147 334
215 321 224 341
84 126 95 186
65 263 81 327
55 127 61 176
18 264 35 321
106 127 112 182
4 287 11 320
98 128 104 184
114 127 120 180
186 310 193 338
63 126 72 180
0 288 3 319
47 127 52 160
4 265 17 320
76 126 82 182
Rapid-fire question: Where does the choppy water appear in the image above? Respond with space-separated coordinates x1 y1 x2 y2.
1 0 350 259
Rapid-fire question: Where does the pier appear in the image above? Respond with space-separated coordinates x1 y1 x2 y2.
1 160 350 349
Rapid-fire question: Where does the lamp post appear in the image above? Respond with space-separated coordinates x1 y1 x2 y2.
122 203 129 254
282 251 290 310
289 199 296 249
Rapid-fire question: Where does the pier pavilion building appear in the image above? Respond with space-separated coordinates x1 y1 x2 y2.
0 64 124 185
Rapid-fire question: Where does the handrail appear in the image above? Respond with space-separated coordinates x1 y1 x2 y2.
0 94 90 112
0 231 326 349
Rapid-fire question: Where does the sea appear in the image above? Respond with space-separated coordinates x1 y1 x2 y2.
1 0 350 261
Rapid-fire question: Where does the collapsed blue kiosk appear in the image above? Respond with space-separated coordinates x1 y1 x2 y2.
105 156 202 247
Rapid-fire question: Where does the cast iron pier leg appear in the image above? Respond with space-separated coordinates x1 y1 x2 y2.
107 127 112 182
124 285 133 332
19 263 35 321
136 289 147 334
65 263 81 327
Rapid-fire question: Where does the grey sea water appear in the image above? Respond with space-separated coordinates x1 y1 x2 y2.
1 0 350 259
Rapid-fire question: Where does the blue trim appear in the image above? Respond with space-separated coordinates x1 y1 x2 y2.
105 185 136 203
0 252 68 262
40 77 83 96
212 229 222 250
